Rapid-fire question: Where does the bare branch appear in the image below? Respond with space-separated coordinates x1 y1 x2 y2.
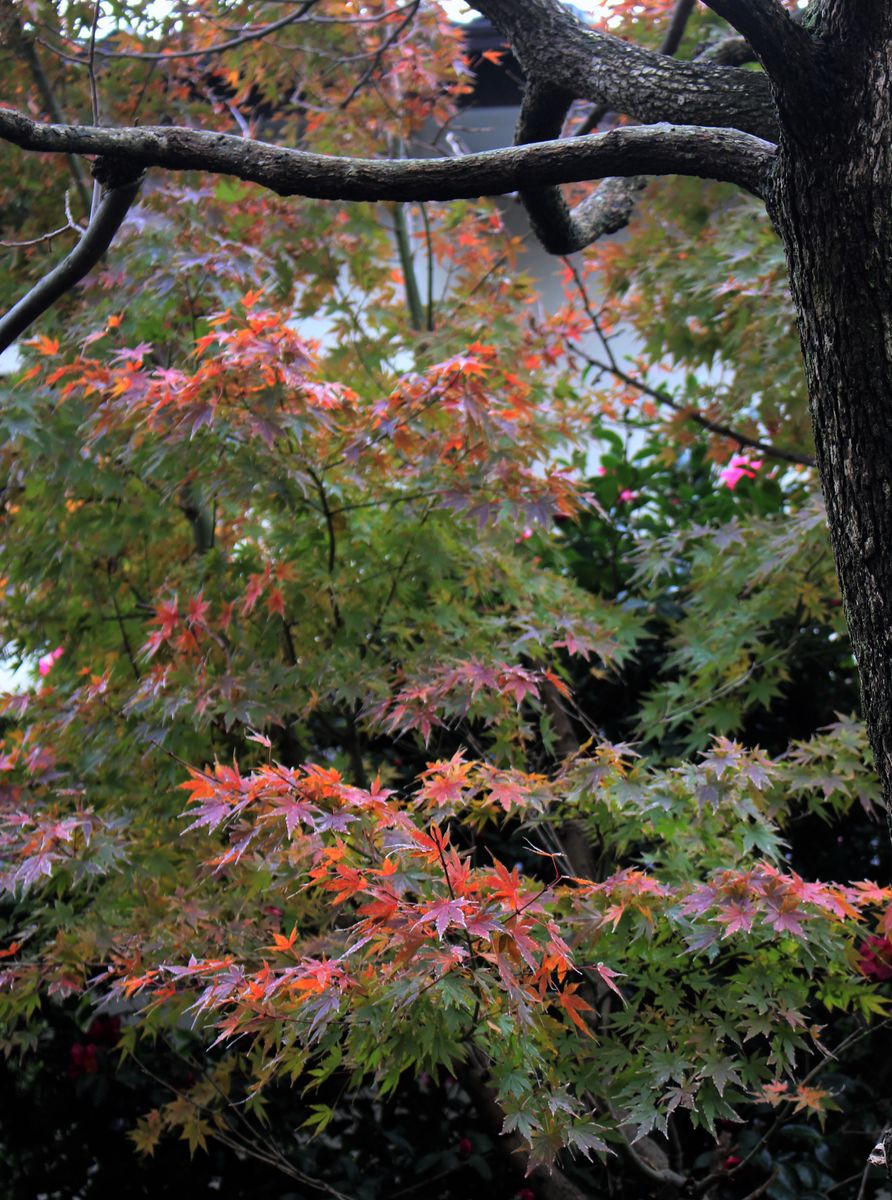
700 0 817 81
579 345 815 467
472 0 778 140
563 260 815 467
0 109 775 214
0 162 143 354
1 222 76 249
338 0 420 110
661 0 698 56
516 85 648 254
63 0 319 62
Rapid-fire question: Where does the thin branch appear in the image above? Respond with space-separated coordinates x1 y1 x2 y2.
392 202 425 332
87 0 101 124
418 202 435 332
0 162 143 353
739 1170 778 1200
660 0 697 56
1 222 76 249
338 0 420 111
564 259 814 467
696 1020 890 1194
68 0 319 62
578 345 814 466
0 109 776 206
108 566 140 682
87 0 102 220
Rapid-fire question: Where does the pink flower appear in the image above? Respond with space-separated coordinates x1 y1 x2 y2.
719 455 762 489
37 646 64 677
618 489 638 503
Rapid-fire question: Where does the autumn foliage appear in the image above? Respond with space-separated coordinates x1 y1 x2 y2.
0 2 889 1197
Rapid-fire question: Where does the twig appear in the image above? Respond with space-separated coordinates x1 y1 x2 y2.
740 1170 778 1200
339 0 420 111
563 258 815 468
1 223 74 249
75 0 319 62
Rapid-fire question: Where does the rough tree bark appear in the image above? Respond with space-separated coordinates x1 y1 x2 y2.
758 1 892 821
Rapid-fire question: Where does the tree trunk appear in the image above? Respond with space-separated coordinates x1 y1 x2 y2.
767 13 892 814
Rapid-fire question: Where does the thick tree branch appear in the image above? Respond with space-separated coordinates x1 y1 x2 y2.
576 0 696 137
697 35 757 67
516 85 648 254
472 0 778 141
0 109 775 212
699 0 817 81
0 161 143 353
560 0 699 248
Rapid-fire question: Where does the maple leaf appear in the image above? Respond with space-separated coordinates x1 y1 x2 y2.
484 859 525 912
266 926 298 954
268 794 318 838
792 1084 832 1114
27 334 60 357
14 851 57 892
557 984 594 1037
566 1121 610 1160
755 1080 790 1107
593 962 626 1003
714 900 756 937
414 897 469 939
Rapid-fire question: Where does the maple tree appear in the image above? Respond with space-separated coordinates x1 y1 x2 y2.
1 2 892 1198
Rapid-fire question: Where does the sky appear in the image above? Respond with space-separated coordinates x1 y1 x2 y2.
439 1 608 19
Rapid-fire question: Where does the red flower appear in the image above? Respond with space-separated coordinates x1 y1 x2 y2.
857 934 892 980
68 1041 99 1078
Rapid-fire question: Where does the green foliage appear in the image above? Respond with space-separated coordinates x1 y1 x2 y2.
0 3 889 1198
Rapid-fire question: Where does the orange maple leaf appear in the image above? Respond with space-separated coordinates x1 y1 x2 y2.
557 984 594 1038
